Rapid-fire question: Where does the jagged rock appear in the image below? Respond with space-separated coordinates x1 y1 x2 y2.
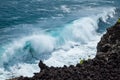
39 60 48 70
11 19 120 80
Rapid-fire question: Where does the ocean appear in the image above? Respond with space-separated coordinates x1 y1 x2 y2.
0 0 119 79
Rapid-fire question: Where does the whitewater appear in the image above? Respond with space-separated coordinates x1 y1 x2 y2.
0 0 119 79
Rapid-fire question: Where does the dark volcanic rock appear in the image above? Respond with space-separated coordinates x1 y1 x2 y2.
97 21 120 53
39 60 48 70
11 20 120 80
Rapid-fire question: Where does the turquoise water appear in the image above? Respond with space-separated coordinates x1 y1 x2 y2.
0 0 119 79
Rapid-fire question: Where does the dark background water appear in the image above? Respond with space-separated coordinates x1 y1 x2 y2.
0 0 119 45
0 0 119 27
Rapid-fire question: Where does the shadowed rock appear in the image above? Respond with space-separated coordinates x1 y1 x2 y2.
39 60 48 70
10 19 120 80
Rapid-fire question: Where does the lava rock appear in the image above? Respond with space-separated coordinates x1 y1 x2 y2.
11 19 120 80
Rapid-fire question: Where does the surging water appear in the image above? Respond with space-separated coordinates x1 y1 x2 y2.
0 0 119 79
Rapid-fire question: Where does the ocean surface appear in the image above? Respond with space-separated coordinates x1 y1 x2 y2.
0 0 119 79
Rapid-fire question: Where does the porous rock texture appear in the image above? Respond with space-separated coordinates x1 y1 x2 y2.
11 20 120 80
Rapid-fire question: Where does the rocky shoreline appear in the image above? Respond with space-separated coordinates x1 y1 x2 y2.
10 19 120 80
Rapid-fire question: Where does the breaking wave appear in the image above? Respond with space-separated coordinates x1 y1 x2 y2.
0 7 116 80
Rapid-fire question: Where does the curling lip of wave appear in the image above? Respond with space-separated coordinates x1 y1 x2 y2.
0 7 116 67
0 6 116 80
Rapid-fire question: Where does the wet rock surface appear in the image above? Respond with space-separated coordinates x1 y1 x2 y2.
11 20 120 80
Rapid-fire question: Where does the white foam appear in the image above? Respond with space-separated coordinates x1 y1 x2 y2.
0 68 10 80
0 6 116 80
60 5 71 13
9 63 39 77
0 34 56 66
44 7 116 67
0 63 39 80
61 17 98 43
44 35 101 67
97 7 116 22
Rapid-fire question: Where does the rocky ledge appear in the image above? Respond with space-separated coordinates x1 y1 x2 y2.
11 19 120 80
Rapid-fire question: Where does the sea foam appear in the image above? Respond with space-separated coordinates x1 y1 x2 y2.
0 7 116 80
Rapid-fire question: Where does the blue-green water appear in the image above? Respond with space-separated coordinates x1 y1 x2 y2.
0 0 119 79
